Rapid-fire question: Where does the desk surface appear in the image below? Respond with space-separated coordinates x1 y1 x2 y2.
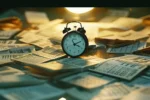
0 8 150 100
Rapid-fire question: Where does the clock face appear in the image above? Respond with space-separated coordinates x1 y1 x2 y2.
61 31 88 57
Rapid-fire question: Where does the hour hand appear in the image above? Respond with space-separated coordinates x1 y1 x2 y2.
75 44 81 47
74 41 81 45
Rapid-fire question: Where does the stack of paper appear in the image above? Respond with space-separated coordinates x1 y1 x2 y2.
95 26 150 47
0 40 16 44
0 66 46 88
58 71 116 89
92 83 133 100
121 87 150 100
12 54 52 64
0 83 65 100
89 57 148 80
0 29 20 39
14 56 104 73
33 46 66 59
107 41 146 54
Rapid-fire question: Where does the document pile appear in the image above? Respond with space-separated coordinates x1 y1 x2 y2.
121 87 150 100
66 82 133 100
14 56 104 73
0 66 46 88
57 71 116 89
0 83 65 100
89 55 149 80
12 46 67 64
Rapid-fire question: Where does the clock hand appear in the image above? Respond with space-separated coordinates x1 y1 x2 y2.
72 39 76 45
74 41 81 45
75 44 81 47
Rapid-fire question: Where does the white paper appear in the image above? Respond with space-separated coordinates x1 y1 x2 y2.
0 40 16 44
60 71 116 89
0 45 35 54
123 76 150 87
113 54 150 65
0 54 24 65
25 11 50 24
90 59 147 80
0 29 20 39
18 56 104 72
107 41 146 54
121 87 150 100
0 66 46 88
0 44 30 51
92 83 133 100
33 46 66 59
0 83 65 100
12 54 52 64
0 66 24 75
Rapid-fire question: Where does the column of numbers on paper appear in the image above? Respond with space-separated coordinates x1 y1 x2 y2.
91 60 147 80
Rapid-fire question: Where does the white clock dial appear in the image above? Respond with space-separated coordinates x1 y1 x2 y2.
62 32 87 57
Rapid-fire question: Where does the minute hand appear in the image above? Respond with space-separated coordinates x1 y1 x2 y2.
74 41 81 45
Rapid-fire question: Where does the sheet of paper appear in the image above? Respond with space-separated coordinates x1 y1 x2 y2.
0 66 46 88
60 71 116 89
0 66 24 75
96 27 150 41
122 76 150 87
121 87 150 100
107 41 146 54
57 56 104 68
113 54 150 65
89 59 147 80
98 17 143 31
0 54 25 65
0 83 65 100
66 83 133 100
16 19 63 38
19 34 53 48
92 83 133 100
12 54 52 64
0 45 35 54
0 40 16 44
25 11 50 24
33 46 66 59
0 44 29 51
0 29 20 39
19 56 104 72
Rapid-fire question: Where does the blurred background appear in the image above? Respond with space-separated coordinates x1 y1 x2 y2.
1 7 150 22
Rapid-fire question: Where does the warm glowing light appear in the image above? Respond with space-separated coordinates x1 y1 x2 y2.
59 97 66 100
65 7 94 14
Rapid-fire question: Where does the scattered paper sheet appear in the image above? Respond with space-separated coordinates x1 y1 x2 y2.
0 66 46 88
92 83 133 100
89 59 147 80
0 83 65 100
0 44 30 51
59 71 116 89
0 54 25 65
0 45 35 54
25 11 50 24
12 54 52 64
0 29 20 39
0 40 16 44
107 41 146 54
113 54 150 65
33 46 66 59
15 56 104 73
121 87 150 100
98 17 143 31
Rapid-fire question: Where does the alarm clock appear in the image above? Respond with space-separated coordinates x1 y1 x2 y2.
61 21 89 57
